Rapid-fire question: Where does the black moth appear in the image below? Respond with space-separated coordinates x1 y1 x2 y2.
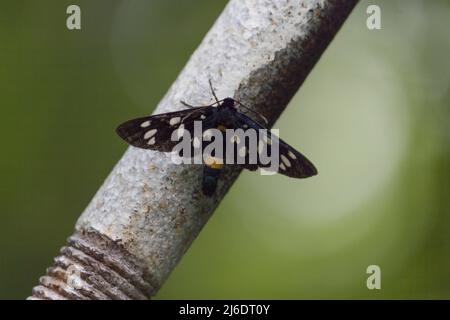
116 81 317 196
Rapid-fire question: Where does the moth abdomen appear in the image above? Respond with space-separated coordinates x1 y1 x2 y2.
202 165 222 197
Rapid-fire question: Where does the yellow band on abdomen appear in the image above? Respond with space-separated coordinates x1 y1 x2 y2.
205 156 224 169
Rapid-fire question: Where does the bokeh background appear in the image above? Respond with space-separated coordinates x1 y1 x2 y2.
0 0 448 299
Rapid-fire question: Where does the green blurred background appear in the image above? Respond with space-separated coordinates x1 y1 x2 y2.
0 0 448 299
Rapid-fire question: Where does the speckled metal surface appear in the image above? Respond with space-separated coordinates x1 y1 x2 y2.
30 0 358 299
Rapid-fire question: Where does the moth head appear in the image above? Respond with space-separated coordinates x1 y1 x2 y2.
221 97 236 109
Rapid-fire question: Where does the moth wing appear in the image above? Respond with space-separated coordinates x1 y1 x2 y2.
116 106 214 152
232 111 318 178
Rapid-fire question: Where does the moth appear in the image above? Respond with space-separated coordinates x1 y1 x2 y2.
116 81 317 196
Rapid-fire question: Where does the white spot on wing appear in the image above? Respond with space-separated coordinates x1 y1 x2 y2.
200 115 206 120
193 137 201 148
176 124 185 138
144 129 157 140
280 163 286 171
148 137 156 145
281 154 291 167
258 140 265 154
230 135 241 144
288 150 297 160
238 146 247 157
263 135 272 145
169 117 181 126
140 121 151 128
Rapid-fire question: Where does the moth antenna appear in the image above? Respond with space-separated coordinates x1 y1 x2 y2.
180 100 197 108
236 101 269 126
209 79 220 105
181 98 224 108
